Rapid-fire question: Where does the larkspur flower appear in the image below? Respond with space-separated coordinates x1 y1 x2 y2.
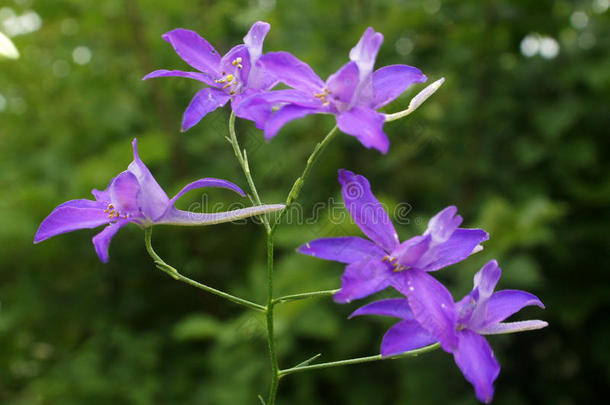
298 169 488 302
143 21 277 131
351 260 548 403
237 27 428 153
34 139 284 262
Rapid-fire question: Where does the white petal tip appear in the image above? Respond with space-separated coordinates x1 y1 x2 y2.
0 32 19 59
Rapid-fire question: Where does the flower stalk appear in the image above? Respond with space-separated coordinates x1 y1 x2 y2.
278 343 440 377
144 227 266 312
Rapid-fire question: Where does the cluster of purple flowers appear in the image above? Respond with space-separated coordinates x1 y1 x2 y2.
144 23 427 153
35 21 547 403
299 170 547 403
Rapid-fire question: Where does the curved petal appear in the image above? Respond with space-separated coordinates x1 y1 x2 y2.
334 258 393 303
157 178 245 222
453 329 500 404
168 178 245 207
482 289 545 326
298 236 386 264
473 260 502 299
326 61 360 104
381 320 438 357
34 204 109 243
181 87 231 132
478 320 548 335
142 69 218 87
58 199 107 209
259 52 325 93
109 171 141 215
264 104 321 140
336 107 389 153
393 235 431 268
338 169 398 251
127 139 170 220
372 65 427 108
243 21 270 62
417 229 489 272
350 298 412 319
92 220 129 263
220 45 251 88
349 27 383 78
162 29 221 76
425 206 462 244
392 269 459 351
156 204 285 226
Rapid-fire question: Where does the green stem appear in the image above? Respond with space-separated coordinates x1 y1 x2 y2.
228 112 271 232
271 125 339 233
144 227 266 312
273 289 340 305
265 230 280 404
278 343 440 377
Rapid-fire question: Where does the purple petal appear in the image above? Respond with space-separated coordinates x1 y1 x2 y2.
156 204 285 226
220 45 251 88
181 87 231 132
473 260 502 300
425 206 462 243
58 199 107 209
161 29 221 76
34 203 109 243
338 169 398 251
372 64 427 108
167 178 245 207
417 229 489 272
336 107 389 153
157 178 246 223
350 298 412 319
264 104 321 140
393 235 431 268
478 320 548 335
392 269 459 351
326 61 360 104
243 21 270 62
349 27 383 78
334 258 393 303
127 139 170 220
109 171 141 215
235 90 321 130
259 52 325 93
142 69 218 87
381 320 438 356
453 329 500 404
92 188 110 204
92 220 129 263
298 236 386 264
482 289 545 326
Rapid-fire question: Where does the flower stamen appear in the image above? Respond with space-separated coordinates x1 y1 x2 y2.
314 88 331 106
231 57 243 69
382 255 409 272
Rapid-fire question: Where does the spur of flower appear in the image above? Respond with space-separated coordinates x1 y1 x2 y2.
237 27 427 153
298 169 488 303
143 21 277 131
34 139 285 262
351 260 547 403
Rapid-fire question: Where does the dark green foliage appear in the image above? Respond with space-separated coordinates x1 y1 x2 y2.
1 0 608 403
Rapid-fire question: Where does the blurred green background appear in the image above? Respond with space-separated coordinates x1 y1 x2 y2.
1 0 609 403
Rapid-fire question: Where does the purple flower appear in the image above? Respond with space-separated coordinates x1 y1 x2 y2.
143 21 277 131
298 169 488 302
34 139 284 263
352 260 547 403
237 27 427 153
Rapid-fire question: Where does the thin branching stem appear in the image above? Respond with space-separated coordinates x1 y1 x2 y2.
144 227 266 312
278 343 441 377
